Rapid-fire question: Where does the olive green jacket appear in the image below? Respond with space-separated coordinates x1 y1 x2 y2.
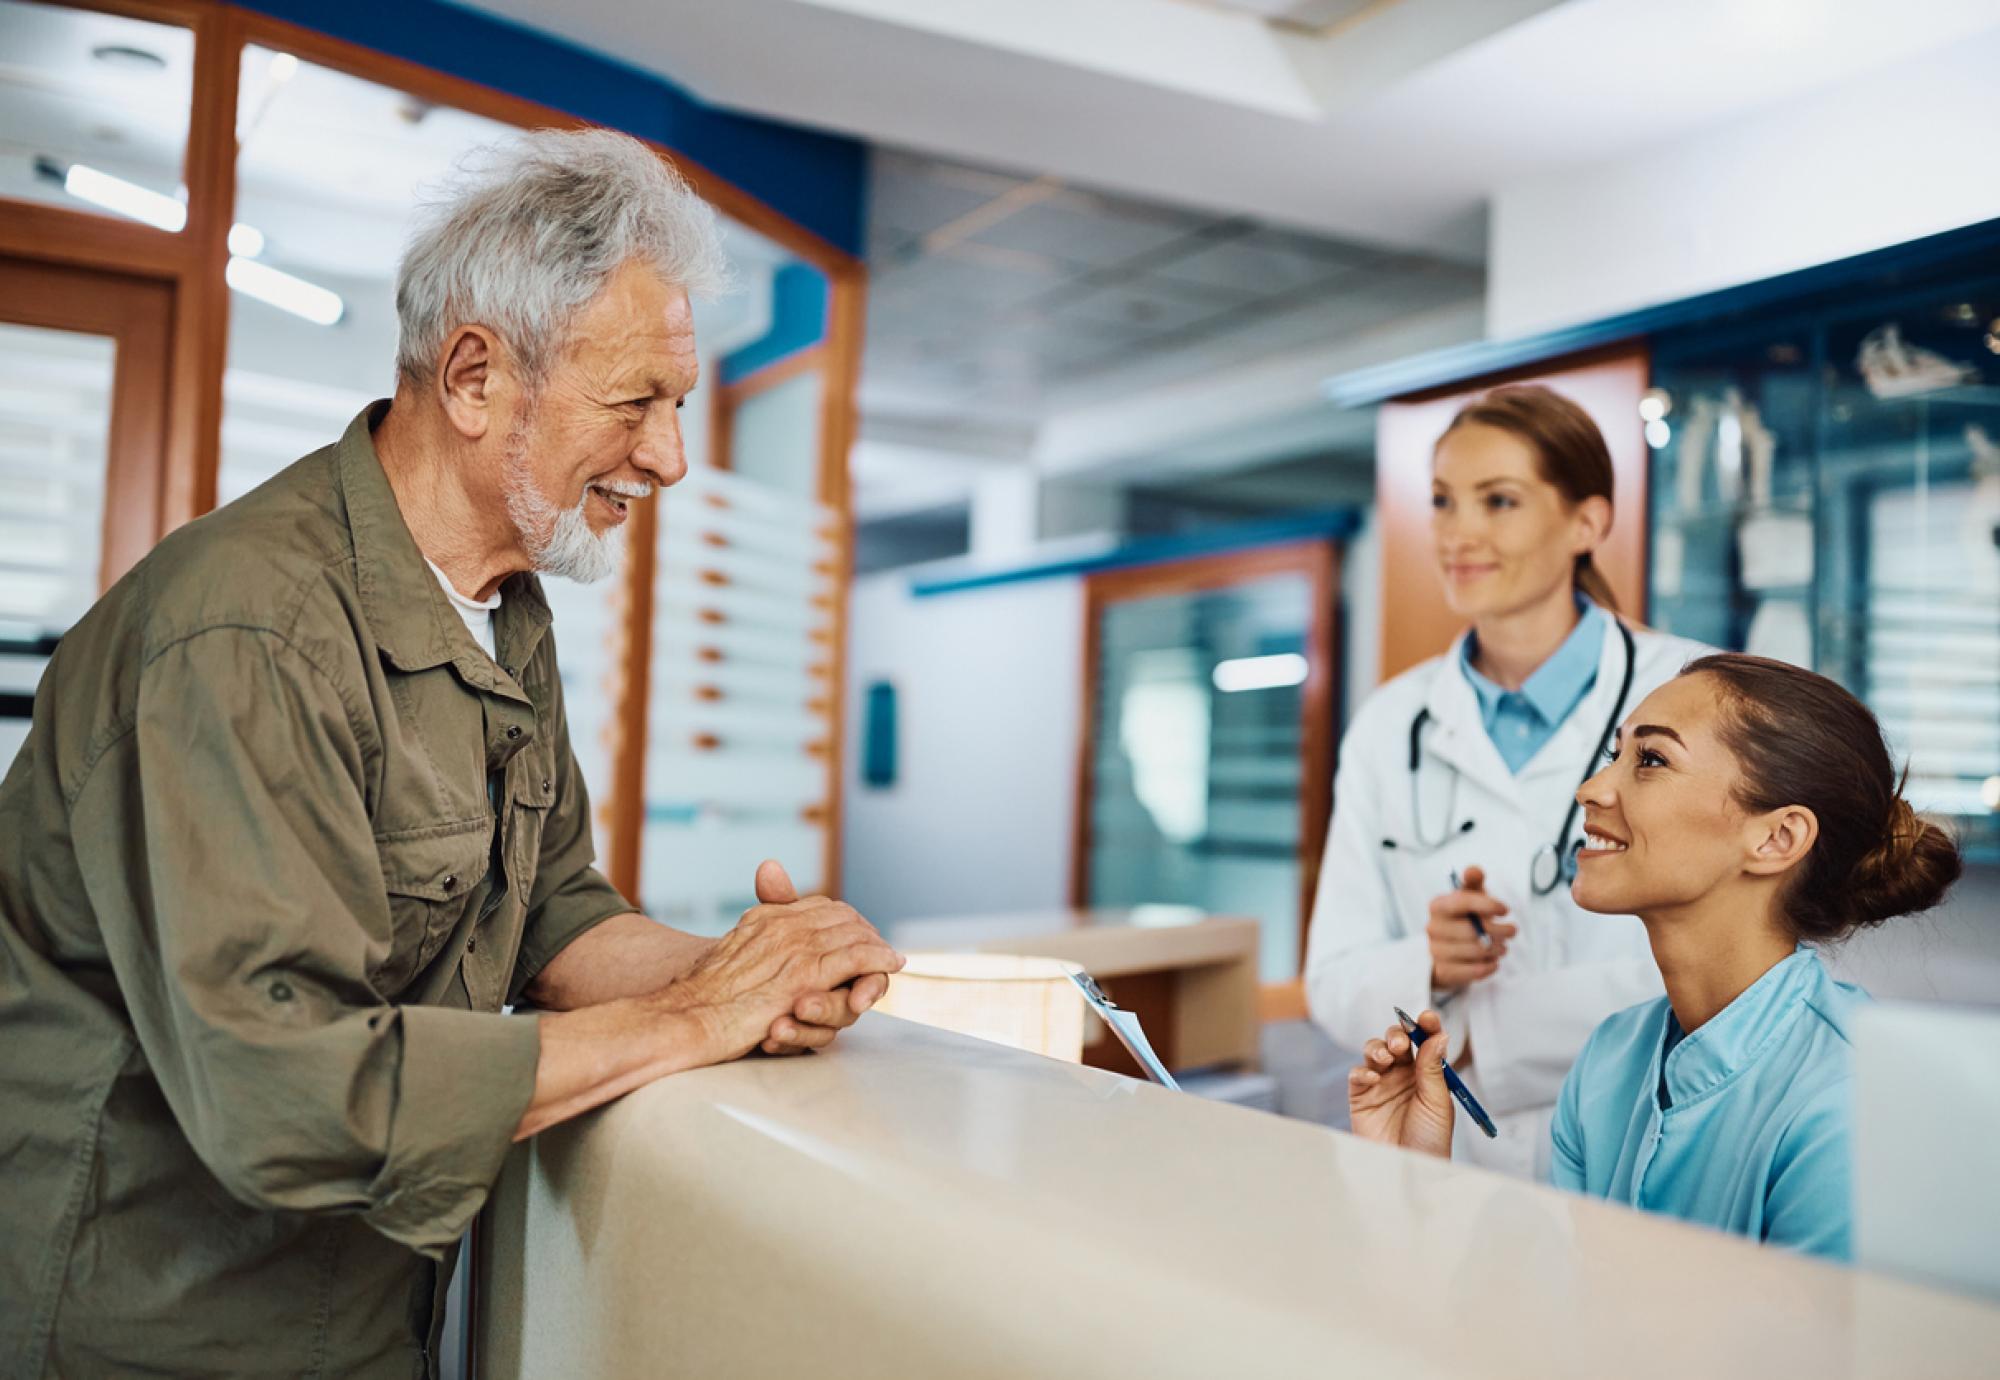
0 404 630 1378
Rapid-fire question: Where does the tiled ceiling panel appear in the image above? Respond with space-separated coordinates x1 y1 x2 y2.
859 147 1483 423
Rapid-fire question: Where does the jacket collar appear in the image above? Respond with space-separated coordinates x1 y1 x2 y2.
335 402 552 691
1657 945 1827 1110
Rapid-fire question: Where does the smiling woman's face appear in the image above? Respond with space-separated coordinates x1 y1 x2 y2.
1570 673 1764 916
1430 422 1602 620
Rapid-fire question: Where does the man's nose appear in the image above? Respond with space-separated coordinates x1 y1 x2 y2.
633 408 689 489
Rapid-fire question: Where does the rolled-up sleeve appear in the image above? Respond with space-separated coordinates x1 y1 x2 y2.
508 653 631 1003
66 627 540 1257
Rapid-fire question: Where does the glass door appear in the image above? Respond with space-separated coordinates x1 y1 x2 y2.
1077 541 1338 984
0 253 172 766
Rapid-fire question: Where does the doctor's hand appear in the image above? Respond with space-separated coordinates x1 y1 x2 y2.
1425 865 1516 991
750 860 895 1056
656 859 904 1064
1347 1009 1455 1159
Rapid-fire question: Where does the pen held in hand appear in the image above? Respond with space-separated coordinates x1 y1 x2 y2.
1394 1005 1499 1139
1448 868 1490 944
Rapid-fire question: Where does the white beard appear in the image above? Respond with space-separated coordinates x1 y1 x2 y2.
500 420 633 585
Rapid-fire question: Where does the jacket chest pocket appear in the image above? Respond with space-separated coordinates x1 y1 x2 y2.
375 820 494 993
508 728 557 831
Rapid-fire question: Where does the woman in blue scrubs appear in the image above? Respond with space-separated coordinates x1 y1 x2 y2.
1346 653 1962 1260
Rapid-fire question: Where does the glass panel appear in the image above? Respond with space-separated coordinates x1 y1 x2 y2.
1650 261 2000 858
0 320 114 766
1086 572 1312 982
1647 320 1818 661
0 0 193 227
1819 284 2000 837
729 370 822 495
641 463 840 931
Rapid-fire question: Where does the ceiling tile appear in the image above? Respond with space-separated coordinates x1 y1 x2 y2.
1046 277 1242 336
1151 228 1371 298
963 192 1210 269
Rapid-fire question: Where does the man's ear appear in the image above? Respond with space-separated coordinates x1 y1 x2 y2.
1743 804 1817 878
438 326 501 442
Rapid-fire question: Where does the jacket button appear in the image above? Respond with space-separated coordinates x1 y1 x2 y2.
505 725 522 741
443 874 458 891
466 936 477 954
541 778 552 792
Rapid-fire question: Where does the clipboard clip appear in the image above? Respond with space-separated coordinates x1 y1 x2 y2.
1067 970 1181 1091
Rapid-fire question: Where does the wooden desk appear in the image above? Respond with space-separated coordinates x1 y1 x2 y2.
888 907 1258 1076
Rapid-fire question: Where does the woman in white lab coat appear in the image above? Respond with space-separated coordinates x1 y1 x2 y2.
1305 384 1708 1179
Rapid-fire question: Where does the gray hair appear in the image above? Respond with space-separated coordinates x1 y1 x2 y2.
395 126 729 388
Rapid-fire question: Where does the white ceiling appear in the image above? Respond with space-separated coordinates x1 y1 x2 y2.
457 0 2000 260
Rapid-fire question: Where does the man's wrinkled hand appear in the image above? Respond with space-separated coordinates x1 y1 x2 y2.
749 859 894 1055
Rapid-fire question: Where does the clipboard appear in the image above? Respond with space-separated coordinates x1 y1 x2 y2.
1068 971 1181 1091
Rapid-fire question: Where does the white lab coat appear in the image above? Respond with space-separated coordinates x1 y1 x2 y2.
1305 618 1709 1178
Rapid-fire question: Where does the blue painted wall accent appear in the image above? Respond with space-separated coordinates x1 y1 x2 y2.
1323 212 2000 406
233 0 868 257
909 509 1361 598
720 262 830 384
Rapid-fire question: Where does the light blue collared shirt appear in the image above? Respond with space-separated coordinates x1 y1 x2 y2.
1549 946 1862 1261
1461 599 1605 773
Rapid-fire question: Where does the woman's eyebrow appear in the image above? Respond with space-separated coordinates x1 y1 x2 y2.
1632 724 1686 747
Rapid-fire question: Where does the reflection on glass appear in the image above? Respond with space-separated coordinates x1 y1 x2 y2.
0 0 192 224
0 321 114 766
0 322 112 635
1087 572 1311 981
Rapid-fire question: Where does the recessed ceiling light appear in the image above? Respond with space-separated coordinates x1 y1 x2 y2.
90 43 166 72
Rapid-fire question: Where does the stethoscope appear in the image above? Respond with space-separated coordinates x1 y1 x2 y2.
1381 619 1637 897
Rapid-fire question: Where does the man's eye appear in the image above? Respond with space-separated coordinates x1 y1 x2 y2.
1430 493 1449 509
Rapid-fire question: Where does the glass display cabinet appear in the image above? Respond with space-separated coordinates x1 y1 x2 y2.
1649 264 2000 856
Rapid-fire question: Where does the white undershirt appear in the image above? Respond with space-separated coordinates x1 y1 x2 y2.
425 557 501 662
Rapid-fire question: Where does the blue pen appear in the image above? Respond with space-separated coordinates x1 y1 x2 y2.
1394 1005 1498 1139
1448 868 1489 943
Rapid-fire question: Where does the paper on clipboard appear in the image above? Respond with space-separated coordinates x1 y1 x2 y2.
1069 971 1180 1091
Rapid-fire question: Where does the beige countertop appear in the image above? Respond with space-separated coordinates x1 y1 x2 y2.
478 1014 2000 1379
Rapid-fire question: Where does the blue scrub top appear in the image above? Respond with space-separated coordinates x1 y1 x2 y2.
1549 946 1862 1261
1461 598 1605 774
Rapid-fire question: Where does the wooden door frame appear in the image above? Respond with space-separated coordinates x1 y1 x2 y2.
1071 539 1341 1003
0 0 867 906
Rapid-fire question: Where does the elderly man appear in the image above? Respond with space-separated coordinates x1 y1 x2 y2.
0 128 901 1378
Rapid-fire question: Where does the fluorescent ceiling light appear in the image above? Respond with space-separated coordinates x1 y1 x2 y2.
1212 652 1308 693
226 222 265 257
226 256 344 326
62 163 185 232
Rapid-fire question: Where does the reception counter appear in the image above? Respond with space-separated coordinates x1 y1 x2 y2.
476 1015 2000 1378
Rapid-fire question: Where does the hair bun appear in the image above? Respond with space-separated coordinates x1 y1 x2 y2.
1845 796 1962 930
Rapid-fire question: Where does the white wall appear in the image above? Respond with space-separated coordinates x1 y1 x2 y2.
1488 25 2000 339
842 570 1084 926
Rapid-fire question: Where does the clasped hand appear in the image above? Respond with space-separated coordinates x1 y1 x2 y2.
666 859 905 1060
